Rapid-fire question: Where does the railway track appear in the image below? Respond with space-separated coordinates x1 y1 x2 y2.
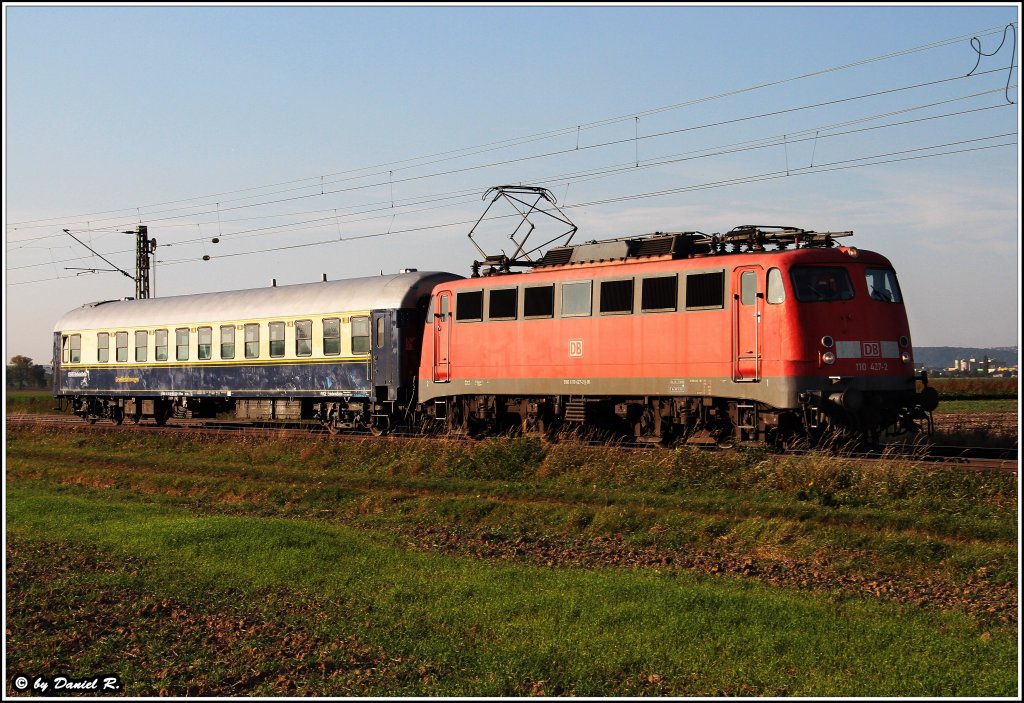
8 412 1017 472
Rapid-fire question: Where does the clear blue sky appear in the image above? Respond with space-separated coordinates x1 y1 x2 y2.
4 3 1020 365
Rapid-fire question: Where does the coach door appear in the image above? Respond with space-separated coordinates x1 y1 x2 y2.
370 310 394 389
732 266 763 382
432 291 452 382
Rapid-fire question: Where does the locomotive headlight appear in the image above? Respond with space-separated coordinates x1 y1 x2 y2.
822 351 836 365
900 351 911 364
821 335 834 348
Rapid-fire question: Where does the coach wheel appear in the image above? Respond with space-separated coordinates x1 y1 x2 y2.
154 401 172 427
367 416 390 437
86 415 98 425
112 407 125 425
322 406 341 435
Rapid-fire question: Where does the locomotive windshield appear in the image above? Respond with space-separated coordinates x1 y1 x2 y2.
791 266 855 302
864 267 903 303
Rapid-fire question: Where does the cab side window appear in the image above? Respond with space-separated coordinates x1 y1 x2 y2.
767 268 786 304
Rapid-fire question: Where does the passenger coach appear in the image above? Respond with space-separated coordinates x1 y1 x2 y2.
54 271 461 432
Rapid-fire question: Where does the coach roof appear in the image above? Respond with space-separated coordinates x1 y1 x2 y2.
54 271 462 331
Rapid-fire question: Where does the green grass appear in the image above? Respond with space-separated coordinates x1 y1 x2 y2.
5 428 1016 584
6 485 1017 697
933 398 1018 413
5 390 65 415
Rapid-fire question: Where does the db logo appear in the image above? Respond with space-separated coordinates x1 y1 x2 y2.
862 342 880 357
569 340 584 357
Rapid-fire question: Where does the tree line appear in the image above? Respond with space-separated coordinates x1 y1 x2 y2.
6 356 50 390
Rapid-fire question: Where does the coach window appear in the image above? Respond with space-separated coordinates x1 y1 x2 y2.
69 334 82 363
323 318 341 356
351 316 370 354
561 281 592 317
198 327 213 360
97 333 110 363
455 290 483 322
600 279 634 315
685 271 725 310
61 335 70 363
135 331 148 362
269 322 286 358
116 332 129 362
295 320 313 357
524 285 554 319
488 288 517 321
375 316 385 349
220 326 235 359
176 328 189 361
245 324 260 359
155 329 168 361
641 275 677 312
767 268 786 304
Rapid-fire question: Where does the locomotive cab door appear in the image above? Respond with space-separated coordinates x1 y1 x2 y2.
432 291 452 383
732 266 763 382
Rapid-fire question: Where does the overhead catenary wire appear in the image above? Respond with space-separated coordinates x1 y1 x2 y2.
6 24 1017 290
5 22 1016 233
11 133 1013 287
5 65 1015 249
7 92 1014 274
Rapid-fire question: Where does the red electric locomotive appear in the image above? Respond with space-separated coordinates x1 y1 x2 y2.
417 225 938 445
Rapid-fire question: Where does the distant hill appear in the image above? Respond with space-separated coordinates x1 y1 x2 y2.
914 346 1018 370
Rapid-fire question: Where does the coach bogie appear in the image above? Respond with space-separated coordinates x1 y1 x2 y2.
71 396 125 425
